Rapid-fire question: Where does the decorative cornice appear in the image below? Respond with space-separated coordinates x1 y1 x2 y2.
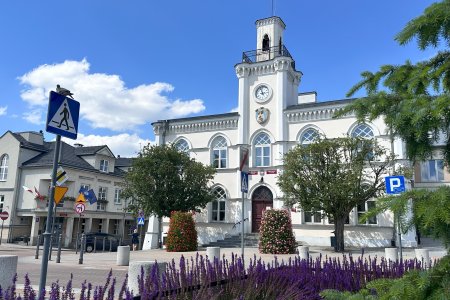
153 117 239 135
255 17 286 29
235 57 300 79
285 104 354 123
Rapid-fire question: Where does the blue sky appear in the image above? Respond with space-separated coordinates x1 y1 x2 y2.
0 0 439 157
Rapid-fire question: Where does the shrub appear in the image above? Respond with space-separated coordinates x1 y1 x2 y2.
166 211 198 252
259 209 296 254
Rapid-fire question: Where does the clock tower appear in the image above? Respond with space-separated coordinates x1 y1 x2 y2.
235 16 302 164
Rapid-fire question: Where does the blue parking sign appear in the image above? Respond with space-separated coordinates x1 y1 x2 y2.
385 175 405 194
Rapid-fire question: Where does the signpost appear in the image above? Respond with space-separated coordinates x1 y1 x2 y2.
239 145 249 258
0 211 9 245
385 175 406 260
39 88 80 295
137 217 145 226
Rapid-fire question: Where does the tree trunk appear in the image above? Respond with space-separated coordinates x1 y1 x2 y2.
334 217 345 252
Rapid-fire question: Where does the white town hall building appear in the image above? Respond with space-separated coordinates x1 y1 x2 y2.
144 16 419 249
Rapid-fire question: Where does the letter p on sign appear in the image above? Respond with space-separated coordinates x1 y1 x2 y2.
385 175 406 194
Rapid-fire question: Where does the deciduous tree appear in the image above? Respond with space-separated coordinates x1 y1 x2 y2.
122 144 216 245
278 137 393 252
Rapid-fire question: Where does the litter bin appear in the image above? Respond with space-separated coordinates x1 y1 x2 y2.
330 236 336 248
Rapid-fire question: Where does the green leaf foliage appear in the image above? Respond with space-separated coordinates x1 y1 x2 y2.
259 209 296 254
122 144 216 218
166 211 198 252
336 0 450 165
277 136 393 251
322 254 450 300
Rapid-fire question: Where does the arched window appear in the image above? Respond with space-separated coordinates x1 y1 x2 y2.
262 34 270 51
175 139 189 153
300 128 319 145
351 124 374 138
0 154 8 181
352 124 375 160
254 133 271 167
211 187 226 222
211 136 227 168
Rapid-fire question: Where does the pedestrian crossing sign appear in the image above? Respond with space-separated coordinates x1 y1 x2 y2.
137 217 145 226
46 91 80 140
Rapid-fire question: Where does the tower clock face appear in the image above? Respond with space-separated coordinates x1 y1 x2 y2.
255 85 271 102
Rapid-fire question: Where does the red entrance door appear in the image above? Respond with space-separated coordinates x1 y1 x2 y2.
251 186 273 232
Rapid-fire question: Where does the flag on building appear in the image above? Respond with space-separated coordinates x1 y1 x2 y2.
22 186 33 194
34 187 45 201
86 189 97 205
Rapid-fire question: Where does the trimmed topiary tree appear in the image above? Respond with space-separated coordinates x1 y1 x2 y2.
259 209 296 254
166 211 198 252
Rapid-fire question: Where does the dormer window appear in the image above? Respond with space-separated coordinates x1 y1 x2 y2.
100 159 109 172
262 34 270 51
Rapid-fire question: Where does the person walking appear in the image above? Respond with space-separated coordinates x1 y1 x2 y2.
131 229 139 251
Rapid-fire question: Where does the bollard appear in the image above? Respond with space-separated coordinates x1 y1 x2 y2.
102 237 106 252
116 245 130 266
109 239 113 252
79 234 85 264
206 247 221 261
385 247 398 263
56 234 62 263
35 234 41 259
94 236 97 253
297 246 309 260
75 233 79 254
415 249 430 268
128 261 167 295
0 255 18 290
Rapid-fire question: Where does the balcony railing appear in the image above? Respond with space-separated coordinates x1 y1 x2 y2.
242 45 296 70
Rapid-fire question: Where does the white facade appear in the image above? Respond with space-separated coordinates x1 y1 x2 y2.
146 17 426 249
0 131 136 246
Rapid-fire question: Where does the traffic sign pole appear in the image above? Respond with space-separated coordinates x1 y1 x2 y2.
38 134 61 295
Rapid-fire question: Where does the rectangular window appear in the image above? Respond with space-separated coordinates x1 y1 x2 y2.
328 215 350 224
80 184 90 191
357 201 377 225
98 219 103 233
211 201 226 222
421 160 444 182
0 195 4 212
97 187 107 211
113 219 119 235
213 149 227 169
304 211 321 223
114 189 122 204
255 146 270 167
100 160 109 173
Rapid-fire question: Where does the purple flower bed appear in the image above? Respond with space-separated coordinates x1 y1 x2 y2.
0 254 429 300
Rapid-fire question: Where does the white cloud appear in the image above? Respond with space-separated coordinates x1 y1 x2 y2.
22 109 44 125
18 59 206 130
62 133 153 157
230 106 239 112
0 106 6 116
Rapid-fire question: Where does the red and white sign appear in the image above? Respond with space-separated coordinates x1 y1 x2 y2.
0 211 9 221
75 203 85 214
248 171 258 175
239 146 249 173
266 170 277 174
